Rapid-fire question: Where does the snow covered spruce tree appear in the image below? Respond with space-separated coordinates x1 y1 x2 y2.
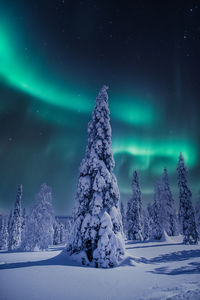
152 181 163 240
126 170 143 241
161 167 178 236
177 153 198 244
22 183 55 251
67 86 125 268
8 184 23 251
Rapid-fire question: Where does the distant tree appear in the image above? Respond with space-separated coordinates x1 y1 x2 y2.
0 216 8 250
152 181 163 240
160 167 178 236
22 183 55 251
126 170 143 241
120 201 126 236
195 193 200 240
62 218 72 244
67 86 124 268
142 208 150 241
177 153 198 244
147 203 154 238
8 184 23 251
0 214 2 231
53 222 61 245
21 208 26 240
60 223 65 243
7 209 13 237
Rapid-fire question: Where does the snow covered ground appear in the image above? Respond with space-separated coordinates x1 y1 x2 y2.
0 236 200 300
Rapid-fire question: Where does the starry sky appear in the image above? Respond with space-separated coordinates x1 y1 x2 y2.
0 0 200 214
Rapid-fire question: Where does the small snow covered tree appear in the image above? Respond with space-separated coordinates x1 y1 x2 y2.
8 184 23 251
21 208 26 241
147 203 154 238
53 222 61 245
161 167 178 236
142 208 150 241
152 181 163 240
67 86 124 268
195 193 200 240
177 153 198 245
126 170 143 241
62 218 72 244
60 223 65 243
120 201 126 235
22 183 55 251
7 209 12 237
0 216 8 250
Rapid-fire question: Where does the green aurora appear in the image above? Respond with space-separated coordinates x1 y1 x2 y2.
0 8 199 213
0 20 196 166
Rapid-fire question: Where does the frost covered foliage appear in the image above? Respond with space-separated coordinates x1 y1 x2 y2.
160 168 178 236
22 184 55 251
0 216 8 250
177 153 198 245
67 86 124 268
152 181 163 240
8 184 23 251
120 201 126 236
126 171 143 241
195 195 200 240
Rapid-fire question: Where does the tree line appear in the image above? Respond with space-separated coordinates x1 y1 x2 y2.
0 183 72 251
122 154 200 245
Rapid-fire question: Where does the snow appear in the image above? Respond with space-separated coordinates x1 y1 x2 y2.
0 237 200 300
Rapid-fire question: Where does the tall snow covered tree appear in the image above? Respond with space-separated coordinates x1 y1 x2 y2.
67 86 124 268
22 183 55 251
160 167 178 236
126 170 143 241
177 153 198 244
152 181 163 240
195 193 200 240
8 184 23 251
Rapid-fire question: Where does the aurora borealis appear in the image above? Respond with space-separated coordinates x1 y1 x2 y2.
0 1 200 214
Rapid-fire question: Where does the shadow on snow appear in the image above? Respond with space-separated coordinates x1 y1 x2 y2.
150 262 200 275
1 244 200 273
0 250 84 270
136 249 200 264
126 242 182 250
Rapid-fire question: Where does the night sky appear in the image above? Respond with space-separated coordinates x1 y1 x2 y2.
0 1 200 214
